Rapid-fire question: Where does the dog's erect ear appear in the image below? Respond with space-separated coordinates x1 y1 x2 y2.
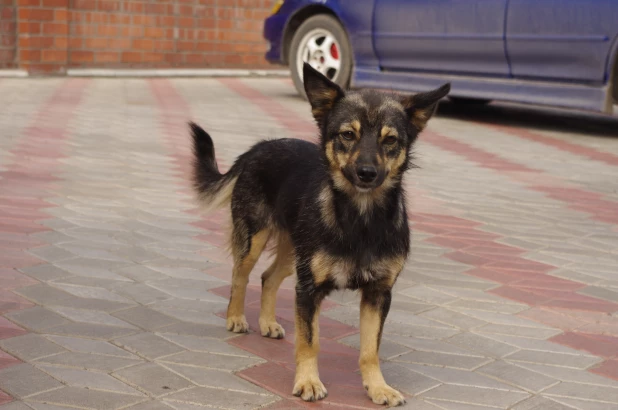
303 62 345 127
400 83 450 131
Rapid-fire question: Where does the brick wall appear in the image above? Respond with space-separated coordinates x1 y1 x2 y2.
0 0 16 68
4 0 275 75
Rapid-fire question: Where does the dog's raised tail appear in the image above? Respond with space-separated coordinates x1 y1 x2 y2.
190 122 238 212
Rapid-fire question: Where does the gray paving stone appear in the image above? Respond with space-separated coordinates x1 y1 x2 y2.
163 387 276 409
52 276 124 289
397 286 470 304
112 362 194 397
114 265 169 282
5 306 69 331
113 333 185 360
383 321 461 339
379 362 441 395
158 350 263 371
27 246 75 263
162 364 269 394
113 283 171 305
27 403 96 410
577 286 618 302
18 265 71 282
419 308 489 330
14 284 74 305
0 402 32 410
147 278 227 301
153 306 227 327
157 322 233 339
122 401 173 410
394 350 489 370
54 260 132 282
482 334 588 355
477 361 558 393
446 299 528 314
515 362 618 387
28 387 145 410
111 306 178 330
149 298 228 314
45 335 138 358
504 350 602 369
384 334 476 356
476 324 562 339
45 322 138 340
50 306 137 328
34 351 143 372
549 396 618 410
396 362 520 391
511 396 574 410
37 365 144 396
51 283 133 304
158 334 259 358
544 382 618 403
0 334 66 361
446 333 519 358
0 364 63 399
420 384 530 408
340 334 410 360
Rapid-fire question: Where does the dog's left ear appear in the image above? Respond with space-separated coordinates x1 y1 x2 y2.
303 62 345 127
400 83 451 131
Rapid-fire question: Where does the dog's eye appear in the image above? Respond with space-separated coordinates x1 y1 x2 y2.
383 136 398 145
340 131 355 141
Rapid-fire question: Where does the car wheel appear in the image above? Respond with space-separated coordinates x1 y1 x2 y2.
289 14 352 99
449 96 492 106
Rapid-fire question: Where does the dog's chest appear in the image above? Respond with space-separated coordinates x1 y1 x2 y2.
325 253 404 290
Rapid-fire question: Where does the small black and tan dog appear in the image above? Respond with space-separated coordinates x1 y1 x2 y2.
191 63 449 406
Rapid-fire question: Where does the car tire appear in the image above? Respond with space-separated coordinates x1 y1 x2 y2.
449 96 492 106
289 14 352 99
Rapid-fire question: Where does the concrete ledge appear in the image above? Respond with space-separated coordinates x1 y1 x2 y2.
0 69 29 78
66 68 290 78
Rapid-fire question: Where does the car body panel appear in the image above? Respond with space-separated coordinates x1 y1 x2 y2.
263 0 618 114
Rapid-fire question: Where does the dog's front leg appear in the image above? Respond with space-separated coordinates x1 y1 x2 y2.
293 280 328 401
360 287 406 406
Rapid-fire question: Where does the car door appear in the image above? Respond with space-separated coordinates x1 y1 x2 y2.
506 0 618 83
373 0 510 76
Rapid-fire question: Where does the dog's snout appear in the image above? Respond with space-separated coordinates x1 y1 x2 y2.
356 165 378 183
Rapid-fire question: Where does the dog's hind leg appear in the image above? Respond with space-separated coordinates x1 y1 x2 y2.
227 224 270 333
259 232 294 339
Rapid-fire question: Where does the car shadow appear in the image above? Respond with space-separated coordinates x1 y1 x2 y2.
435 101 618 139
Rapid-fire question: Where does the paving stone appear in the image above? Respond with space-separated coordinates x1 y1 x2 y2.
446 332 518 358
14 284 74 306
53 260 132 282
157 322 232 339
158 350 263 371
153 306 227 327
161 364 269 394
384 334 476 356
0 364 63 399
477 361 558 392
111 306 178 330
163 387 276 409
0 402 33 410
339 334 410 360
420 384 530 408
483 333 589 355
45 322 138 340
5 306 69 331
49 306 137 328
504 349 602 369
383 321 461 339
34 351 142 372
577 286 618 303
159 334 259 357
114 265 169 282
27 246 75 263
113 362 194 397
0 334 66 361
419 307 489 330
28 387 145 410
396 362 520 391
37 365 144 396
511 396 574 410
447 299 528 314
51 283 133 304
112 283 170 305
46 335 138 359
543 382 618 403
113 333 185 360
476 324 562 339
378 362 441 395
394 350 490 370
147 278 227 301
549 396 618 410
122 401 173 410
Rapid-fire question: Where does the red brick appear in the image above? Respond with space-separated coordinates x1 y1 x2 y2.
97 25 119 37
144 26 164 38
20 8 55 21
41 49 67 62
71 50 94 62
121 51 142 63
108 38 130 49
42 0 68 6
85 37 108 49
18 21 41 34
19 49 41 62
142 52 164 63
42 22 67 35
17 0 42 6
132 38 154 51
95 51 120 63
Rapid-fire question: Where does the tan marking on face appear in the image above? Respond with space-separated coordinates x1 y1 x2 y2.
380 126 398 141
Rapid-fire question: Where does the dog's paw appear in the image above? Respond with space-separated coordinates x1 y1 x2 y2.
226 315 249 333
366 383 405 407
293 377 327 402
259 319 285 339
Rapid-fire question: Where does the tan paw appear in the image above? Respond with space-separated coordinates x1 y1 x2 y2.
226 315 248 333
259 318 285 339
292 377 327 402
366 383 405 407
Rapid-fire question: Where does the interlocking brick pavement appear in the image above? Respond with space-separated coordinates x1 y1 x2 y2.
1 76 617 410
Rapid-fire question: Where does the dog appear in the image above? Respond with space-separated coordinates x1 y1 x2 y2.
190 63 450 406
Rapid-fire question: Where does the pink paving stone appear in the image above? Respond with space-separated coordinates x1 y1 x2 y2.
443 251 494 267
518 307 588 331
484 259 554 273
550 332 618 358
425 236 470 250
0 268 39 290
442 229 501 240
413 213 482 228
0 219 50 235
465 267 527 284
0 350 21 370
578 323 618 337
462 244 526 256
489 286 552 306
0 252 44 269
0 390 12 406
411 223 453 235
542 299 618 313
512 277 586 292
0 317 27 340
230 333 296 364
0 289 35 314
590 359 618 381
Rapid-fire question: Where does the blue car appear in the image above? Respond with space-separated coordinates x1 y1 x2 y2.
264 0 618 114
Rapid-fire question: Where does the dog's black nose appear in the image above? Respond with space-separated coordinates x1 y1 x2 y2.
356 166 378 183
